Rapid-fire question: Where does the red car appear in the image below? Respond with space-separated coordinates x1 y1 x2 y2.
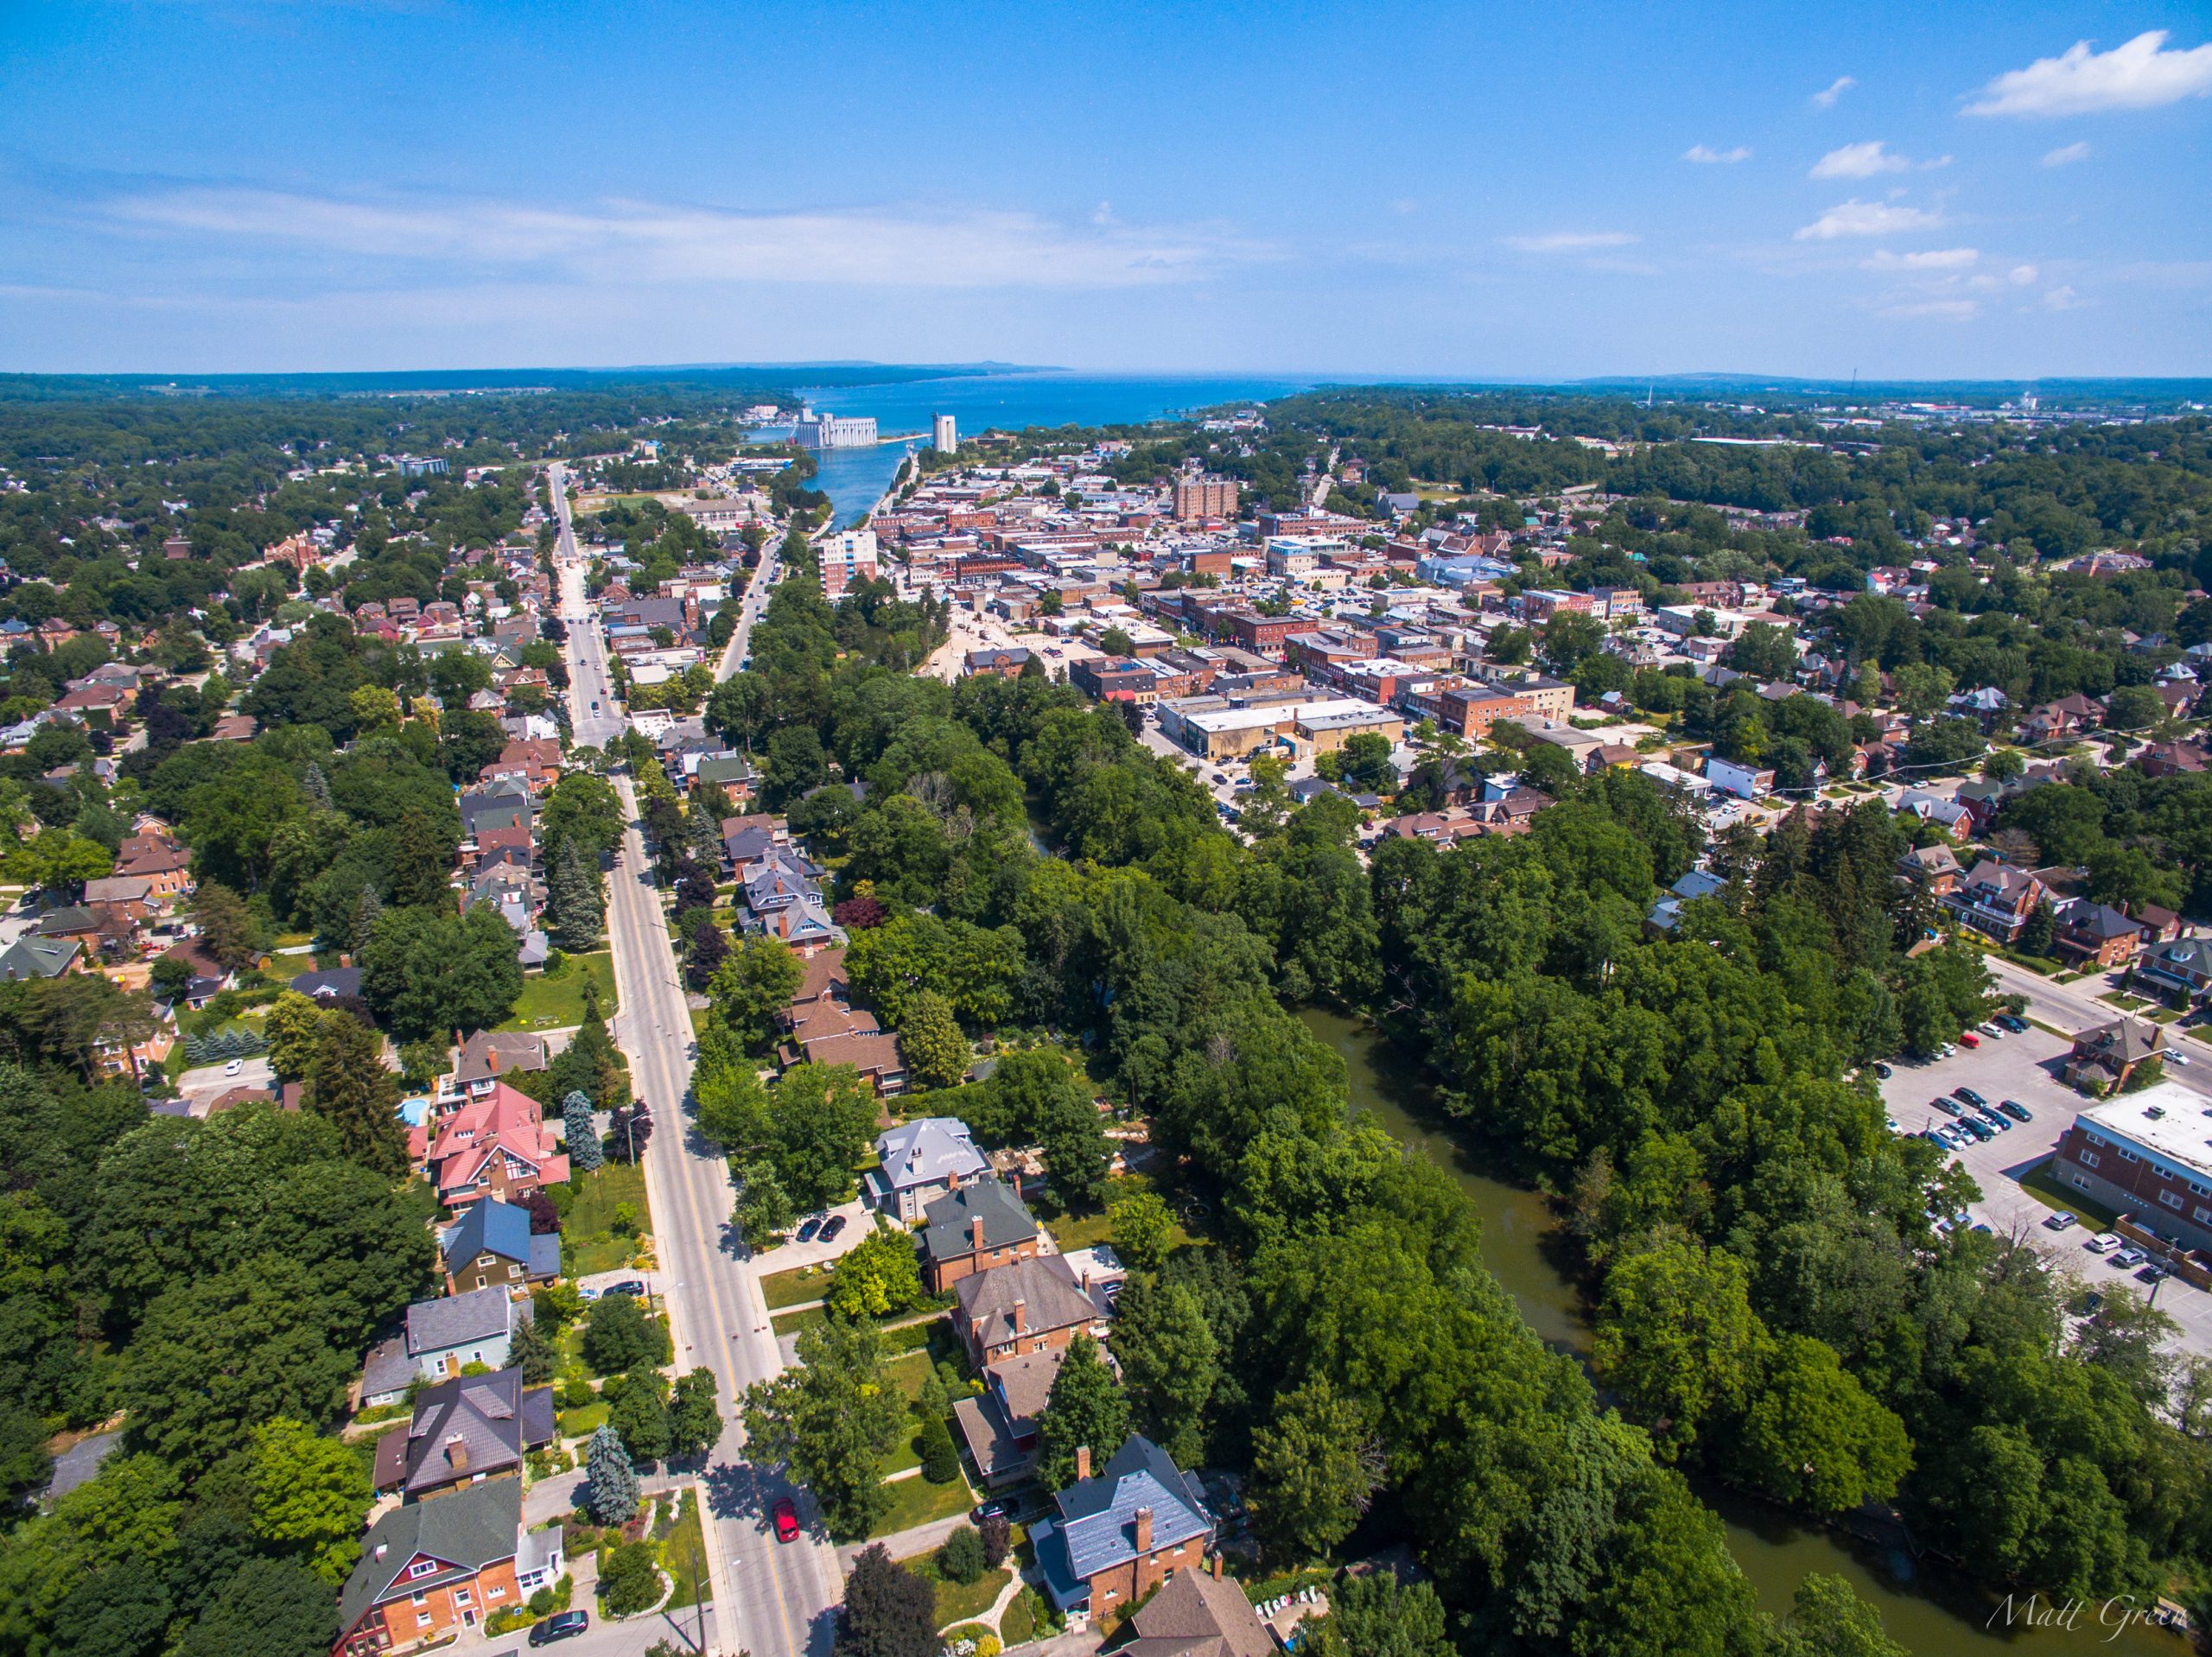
772 1497 800 1542
1958 1031 1980 1049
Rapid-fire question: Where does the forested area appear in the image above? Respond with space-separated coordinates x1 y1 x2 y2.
678 458 2212 1647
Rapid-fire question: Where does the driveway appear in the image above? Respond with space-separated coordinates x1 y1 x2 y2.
176 1055 273 1112
1877 1026 2212 1359
747 1199 874 1274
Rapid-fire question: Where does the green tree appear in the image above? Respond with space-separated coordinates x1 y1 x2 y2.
836 1544 937 1657
599 1540 662 1616
764 1063 878 1211
1110 1275 1217 1470
918 1412 961 1484
1303 1570 1453 1657
741 1319 904 1539
825 1225 925 1320
306 1013 409 1179
173 1559 339 1657
734 1157 798 1243
666 1368 724 1460
585 1424 639 1525
1732 1336 1910 1513
1249 1376 1383 1562
895 990 968 1090
582 1292 660 1376
935 1524 986 1584
544 840 603 952
563 1089 604 1173
709 936 804 1051
1592 1235 1764 1459
1039 1094 1109 1212
1109 1190 1174 1275
1770 1573 1910 1657
190 881 262 972
507 1312 556 1386
1033 1334 1128 1492
248 1417 371 1584
609 1368 672 1464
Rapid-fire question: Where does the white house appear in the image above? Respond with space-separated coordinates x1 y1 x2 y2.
1705 756 1776 801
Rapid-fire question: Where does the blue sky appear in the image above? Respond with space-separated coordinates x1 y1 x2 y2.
1 1 2207 378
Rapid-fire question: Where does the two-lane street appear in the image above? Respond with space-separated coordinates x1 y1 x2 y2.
552 463 841 1657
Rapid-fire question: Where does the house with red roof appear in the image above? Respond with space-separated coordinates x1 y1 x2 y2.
415 1079 568 1210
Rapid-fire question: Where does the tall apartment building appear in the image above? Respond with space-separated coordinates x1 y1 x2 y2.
818 528 880 600
1173 474 1239 521
932 413 958 453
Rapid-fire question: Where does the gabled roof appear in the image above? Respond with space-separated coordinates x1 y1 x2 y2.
876 1117 988 1193
374 1366 555 1495
955 1254 1099 1349
0 936 79 981
1127 1567 1273 1657
456 1030 549 1083
407 1284 519 1355
440 1197 535 1270
1053 1435 1212 1582
340 1474 521 1635
924 1179 1038 1261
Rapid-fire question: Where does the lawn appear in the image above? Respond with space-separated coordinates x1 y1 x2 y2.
2018 1158 2121 1230
557 1401 608 1439
869 1467 973 1539
898 1551 1010 1630
1044 1174 1191 1257
501 951 618 1032
999 1588 1040 1647
562 1163 652 1277
760 1263 834 1310
660 1491 710 1611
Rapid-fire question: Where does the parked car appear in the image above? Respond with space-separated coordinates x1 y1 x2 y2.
795 1216 823 1244
223 1059 243 1076
531 1612 590 1646
1931 1095 1961 1117
1873 1063 1893 1079
1936 1125 1969 1151
1958 1031 1980 1049
971 1499 1010 1525
601 1280 646 1300
818 1214 848 1242
2138 1263 2171 1284
1995 1013 2029 1033
1999 1098 2032 1123
1957 1116 1994 1143
2113 1247 2148 1269
1937 1043 1957 1058
1953 1087 1989 1110
2044 1210 2078 1231
1972 1105 2012 1132
772 1497 800 1542
2087 1232 2125 1254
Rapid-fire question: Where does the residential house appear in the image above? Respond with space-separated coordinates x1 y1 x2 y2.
1943 860 2050 943
439 1199 562 1295
439 1031 550 1109
951 1347 1064 1488
2135 936 2212 1009
290 965 364 1001
113 830 193 898
336 1476 551 1655
2139 740 2208 778
418 1080 569 1209
2052 899 2141 968
1121 1561 1274 1657
1705 756 1776 801
457 782 533 842
371 1366 556 1501
954 1253 1110 1368
1033 1436 1216 1625
869 1117 989 1221
921 1179 1041 1292
360 1286 533 1409
2018 694 2104 745
2061 1015 2166 1093
1897 844 1962 895
1645 867 1728 936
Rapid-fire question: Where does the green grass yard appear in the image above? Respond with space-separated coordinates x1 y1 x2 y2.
500 951 618 1032
869 1465 973 1539
561 1163 651 1277
898 1551 1009 1630
660 1492 710 1610
760 1263 833 1310
2018 1158 2120 1230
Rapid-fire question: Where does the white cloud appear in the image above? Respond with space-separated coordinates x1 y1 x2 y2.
105 186 1247 289
2041 284 2085 310
1090 200 1115 226
1810 75 1857 109
1682 144 1751 164
2042 141 2092 166
2009 263 2039 285
1811 140 1910 178
1862 247 1978 270
1881 298 1980 321
1965 29 2212 117
1795 199 1943 240
1500 231 1638 252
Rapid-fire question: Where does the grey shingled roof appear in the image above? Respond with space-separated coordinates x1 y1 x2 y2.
1127 1568 1272 1657
406 1285 516 1355
954 1254 1098 1349
875 1117 988 1194
379 1367 555 1495
1054 1435 1211 1582
923 1180 1038 1263
339 1475 520 1635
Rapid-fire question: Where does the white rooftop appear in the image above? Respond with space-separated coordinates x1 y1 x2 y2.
2081 1082 2212 1181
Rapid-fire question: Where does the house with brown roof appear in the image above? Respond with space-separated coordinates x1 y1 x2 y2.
113 830 193 897
2062 1015 2166 1093
1942 859 2050 943
1122 1560 1274 1657
1896 843 1962 895
954 1253 1110 1368
371 1366 556 1501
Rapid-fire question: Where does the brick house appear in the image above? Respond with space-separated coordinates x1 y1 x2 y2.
2051 899 2140 968
1033 1436 1217 1626
372 1366 556 1501
2061 1015 2165 1093
2135 936 2212 1008
416 1080 569 1209
336 1474 552 1654
1896 843 1962 895
1942 860 2050 943
113 830 193 898
954 1254 1109 1368
921 1180 1040 1292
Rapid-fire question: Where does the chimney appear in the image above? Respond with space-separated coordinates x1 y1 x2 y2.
1135 1506 1153 1554
1211 1555 1222 1580
445 1435 469 1470
1076 1444 1091 1482
970 1215 985 1252
1012 1297 1027 1334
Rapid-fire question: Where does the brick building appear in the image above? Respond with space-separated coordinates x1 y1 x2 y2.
1033 1436 1217 1628
2052 1083 2212 1255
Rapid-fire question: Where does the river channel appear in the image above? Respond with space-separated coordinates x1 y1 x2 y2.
1298 1006 2188 1657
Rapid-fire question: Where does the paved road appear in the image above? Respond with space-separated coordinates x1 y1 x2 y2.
601 781 842 1657
715 545 779 682
550 464 631 752
1982 953 2208 1101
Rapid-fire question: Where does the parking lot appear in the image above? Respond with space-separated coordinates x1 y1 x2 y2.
1878 1025 2212 1360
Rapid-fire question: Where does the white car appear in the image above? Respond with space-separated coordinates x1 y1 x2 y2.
223 1059 243 1077
2086 1232 2125 1254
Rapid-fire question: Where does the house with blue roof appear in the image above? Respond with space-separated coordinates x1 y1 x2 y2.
439 1198 560 1296
1032 1435 1216 1627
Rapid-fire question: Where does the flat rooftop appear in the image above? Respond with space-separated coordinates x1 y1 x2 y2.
2080 1082 2212 1181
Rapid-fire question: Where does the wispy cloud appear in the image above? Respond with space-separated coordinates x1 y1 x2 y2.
1810 75 1857 109
1795 200 1942 240
1965 29 2212 117
1881 298 1980 321
1862 247 1978 270
1810 140 1910 179
1501 231 1637 253
1682 144 1751 164
103 186 1250 289
2040 284 2085 310
2041 141 2092 166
